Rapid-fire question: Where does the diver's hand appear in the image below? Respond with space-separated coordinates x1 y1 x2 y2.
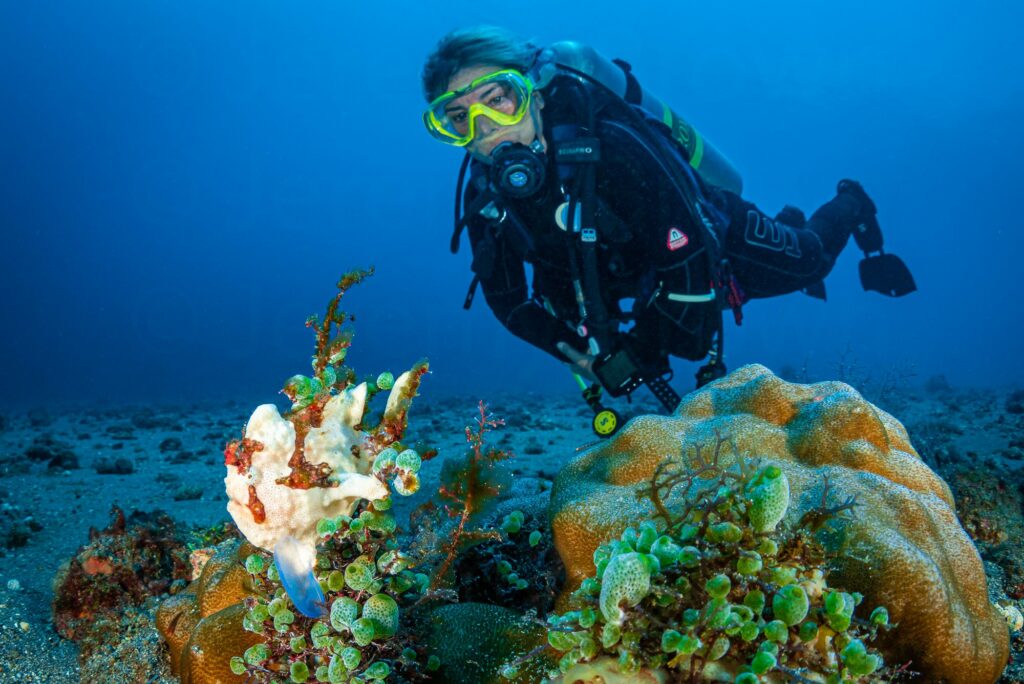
556 342 600 384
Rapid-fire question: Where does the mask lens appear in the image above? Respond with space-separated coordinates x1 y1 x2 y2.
424 70 533 146
447 82 517 135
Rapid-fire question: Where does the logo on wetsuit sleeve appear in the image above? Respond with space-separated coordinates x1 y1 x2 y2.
666 227 689 251
744 211 802 258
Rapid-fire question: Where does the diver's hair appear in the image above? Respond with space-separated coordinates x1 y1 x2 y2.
421 26 540 103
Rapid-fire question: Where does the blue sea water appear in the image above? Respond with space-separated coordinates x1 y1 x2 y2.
2 1 1022 412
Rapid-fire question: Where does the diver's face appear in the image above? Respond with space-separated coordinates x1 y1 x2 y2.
445 64 545 161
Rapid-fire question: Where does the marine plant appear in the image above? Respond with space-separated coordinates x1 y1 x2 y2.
222 266 430 507
537 433 895 682
185 520 241 554
412 400 514 599
222 265 430 560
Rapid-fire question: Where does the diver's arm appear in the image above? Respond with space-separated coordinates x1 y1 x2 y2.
467 221 584 363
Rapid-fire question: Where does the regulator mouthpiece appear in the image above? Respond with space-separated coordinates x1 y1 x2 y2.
490 142 546 198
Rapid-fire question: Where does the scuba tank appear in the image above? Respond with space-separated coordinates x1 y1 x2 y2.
531 41 743 196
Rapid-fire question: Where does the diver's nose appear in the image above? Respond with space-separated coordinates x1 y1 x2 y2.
474 112 497 138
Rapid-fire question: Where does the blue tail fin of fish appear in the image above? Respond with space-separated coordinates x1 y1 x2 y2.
273 535 327 618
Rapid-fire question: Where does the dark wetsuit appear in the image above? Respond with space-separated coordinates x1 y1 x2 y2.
462 75 865 375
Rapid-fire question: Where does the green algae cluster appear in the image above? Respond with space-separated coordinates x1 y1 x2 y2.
228 484 439 683
536 447 894 683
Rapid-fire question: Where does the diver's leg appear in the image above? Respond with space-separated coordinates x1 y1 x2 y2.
715 191 834 297
713 181 878 298
804 180 882 257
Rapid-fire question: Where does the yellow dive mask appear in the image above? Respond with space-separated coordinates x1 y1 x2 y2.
423 69 535 147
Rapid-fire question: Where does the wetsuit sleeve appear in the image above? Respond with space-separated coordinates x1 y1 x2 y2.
466 217 583 363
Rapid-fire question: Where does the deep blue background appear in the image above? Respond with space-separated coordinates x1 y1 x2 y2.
2 1 1022 410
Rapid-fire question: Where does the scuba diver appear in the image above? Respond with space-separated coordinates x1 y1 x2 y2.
421 26 915 436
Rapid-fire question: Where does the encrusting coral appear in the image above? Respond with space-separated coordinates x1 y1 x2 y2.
156 538 265 682
548 363 1010 683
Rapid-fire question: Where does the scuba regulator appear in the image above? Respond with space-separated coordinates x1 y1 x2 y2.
488 141 547 198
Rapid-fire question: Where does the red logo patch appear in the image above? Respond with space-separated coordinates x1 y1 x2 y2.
667 227 689 251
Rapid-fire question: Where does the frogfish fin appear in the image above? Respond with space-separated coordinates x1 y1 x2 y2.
273 535 327 618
